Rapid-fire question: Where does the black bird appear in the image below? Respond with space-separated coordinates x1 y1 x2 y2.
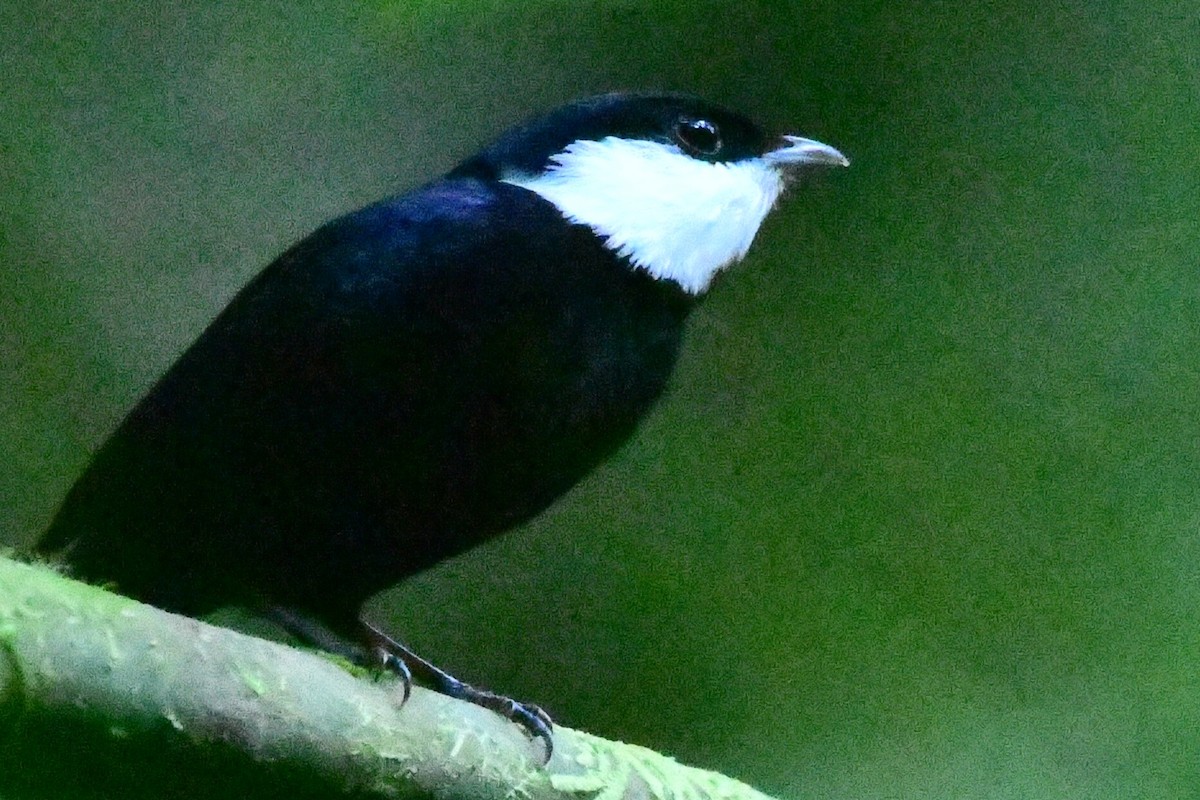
37 92 847 755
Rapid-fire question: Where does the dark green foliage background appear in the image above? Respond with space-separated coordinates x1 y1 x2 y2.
3 2 1197 797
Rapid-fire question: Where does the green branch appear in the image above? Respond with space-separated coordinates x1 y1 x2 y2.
0 556 783 800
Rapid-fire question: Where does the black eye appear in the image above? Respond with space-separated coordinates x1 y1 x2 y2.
674 118 722 156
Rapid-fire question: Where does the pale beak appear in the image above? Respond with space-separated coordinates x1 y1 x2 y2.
764 135 850 169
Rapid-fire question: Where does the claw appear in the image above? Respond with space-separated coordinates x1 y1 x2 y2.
505 699 554 762
532 704 554 730
372 645 413 705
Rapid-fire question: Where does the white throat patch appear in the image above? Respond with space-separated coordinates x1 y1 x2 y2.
503 137 786 295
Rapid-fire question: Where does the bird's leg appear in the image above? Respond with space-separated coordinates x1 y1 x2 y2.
266 606 412 702
359 619 554 761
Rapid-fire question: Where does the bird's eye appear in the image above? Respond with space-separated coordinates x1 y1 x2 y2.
674 118 722 156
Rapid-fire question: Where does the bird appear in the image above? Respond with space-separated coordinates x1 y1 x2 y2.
37 91 847 757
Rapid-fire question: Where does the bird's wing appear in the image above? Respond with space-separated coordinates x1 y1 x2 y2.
39 179 564 556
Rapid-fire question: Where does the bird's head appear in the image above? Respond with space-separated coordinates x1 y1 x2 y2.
450 92 848 295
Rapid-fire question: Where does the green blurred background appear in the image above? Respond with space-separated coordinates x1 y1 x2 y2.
3 1 1198 797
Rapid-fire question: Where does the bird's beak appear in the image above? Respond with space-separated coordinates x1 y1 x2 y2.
764 135 850 169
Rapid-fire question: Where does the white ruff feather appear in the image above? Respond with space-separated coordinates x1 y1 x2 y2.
504 137 786 295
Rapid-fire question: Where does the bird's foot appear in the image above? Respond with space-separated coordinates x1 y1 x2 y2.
269 605 415 701
361 620 554 762
368 644 414 704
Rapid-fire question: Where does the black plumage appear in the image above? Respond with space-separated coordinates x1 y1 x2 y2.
42 177 690 626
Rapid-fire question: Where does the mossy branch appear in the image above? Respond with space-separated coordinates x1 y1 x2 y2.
0 556 781 800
